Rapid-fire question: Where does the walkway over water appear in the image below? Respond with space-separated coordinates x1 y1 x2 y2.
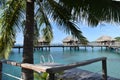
13 42 120 52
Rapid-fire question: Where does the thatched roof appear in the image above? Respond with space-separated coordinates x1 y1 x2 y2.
63 36 78 42
38 37 48 42
96 35 116 42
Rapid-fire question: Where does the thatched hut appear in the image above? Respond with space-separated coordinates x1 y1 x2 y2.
38 37 49 45
62 36 78 45
96 35 116 46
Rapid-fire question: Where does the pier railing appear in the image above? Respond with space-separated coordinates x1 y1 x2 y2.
0 57 107 80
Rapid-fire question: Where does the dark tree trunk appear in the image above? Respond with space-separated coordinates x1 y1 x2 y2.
22 0 34 80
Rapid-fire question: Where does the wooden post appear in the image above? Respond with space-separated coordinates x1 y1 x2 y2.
45 47 47 51
77 47 79 50
19 47 20 53
85 46 86 50
101 46 103 51
42 47 43 51
102 59 107 80
91 46 93 51
49 73 55 80
49 46 50 51
70 47 71 51
63 46 64 51
0 61 2 80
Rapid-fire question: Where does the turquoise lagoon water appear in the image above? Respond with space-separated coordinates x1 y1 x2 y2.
2 47 120 80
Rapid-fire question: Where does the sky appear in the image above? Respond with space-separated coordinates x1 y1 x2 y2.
15 22 120 45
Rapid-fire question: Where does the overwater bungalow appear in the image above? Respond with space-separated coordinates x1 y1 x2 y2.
37 37 49 45
62 36 79 45
96 35 116 46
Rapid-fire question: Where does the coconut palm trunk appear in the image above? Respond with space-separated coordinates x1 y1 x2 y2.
22 0 34 80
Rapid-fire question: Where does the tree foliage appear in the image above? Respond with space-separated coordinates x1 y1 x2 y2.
0 0 24 58
115 37 120 42
0 0 92 58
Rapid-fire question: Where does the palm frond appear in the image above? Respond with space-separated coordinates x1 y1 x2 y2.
42 25 53 43
33 20 40 45
47 0 87 43
85 0 120 25
59 0 120 26
35 0 53 43
0 0 7 8
47 0 71 25
64 21 88 44
0 0 24 58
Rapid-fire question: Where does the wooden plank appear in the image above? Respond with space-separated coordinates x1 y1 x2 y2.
0 60 62 73
20 63 62 73
1 60 21 66
20 63 51 72
46 57 107 73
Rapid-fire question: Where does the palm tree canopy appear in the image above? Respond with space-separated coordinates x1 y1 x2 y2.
59 0 120 25
0 0 89 58
0 0 120 58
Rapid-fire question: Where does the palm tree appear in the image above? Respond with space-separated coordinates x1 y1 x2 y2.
21 0 34 80
1 0 120 79
0 0 87 79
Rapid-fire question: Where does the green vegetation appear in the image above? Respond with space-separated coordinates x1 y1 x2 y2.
115 37 120 42
0 0 88 58
34 72 49 80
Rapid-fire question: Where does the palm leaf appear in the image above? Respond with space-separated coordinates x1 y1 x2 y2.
0 0 7 8
42 25 53 43
46 0 88 43
59 0 120 26
0 0 24 58
35 0 53 43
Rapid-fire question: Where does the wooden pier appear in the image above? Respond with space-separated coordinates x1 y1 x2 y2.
13 44 106 52
13 42 120 52
0 57 107 80
13 45 82 52
12 45 109 53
